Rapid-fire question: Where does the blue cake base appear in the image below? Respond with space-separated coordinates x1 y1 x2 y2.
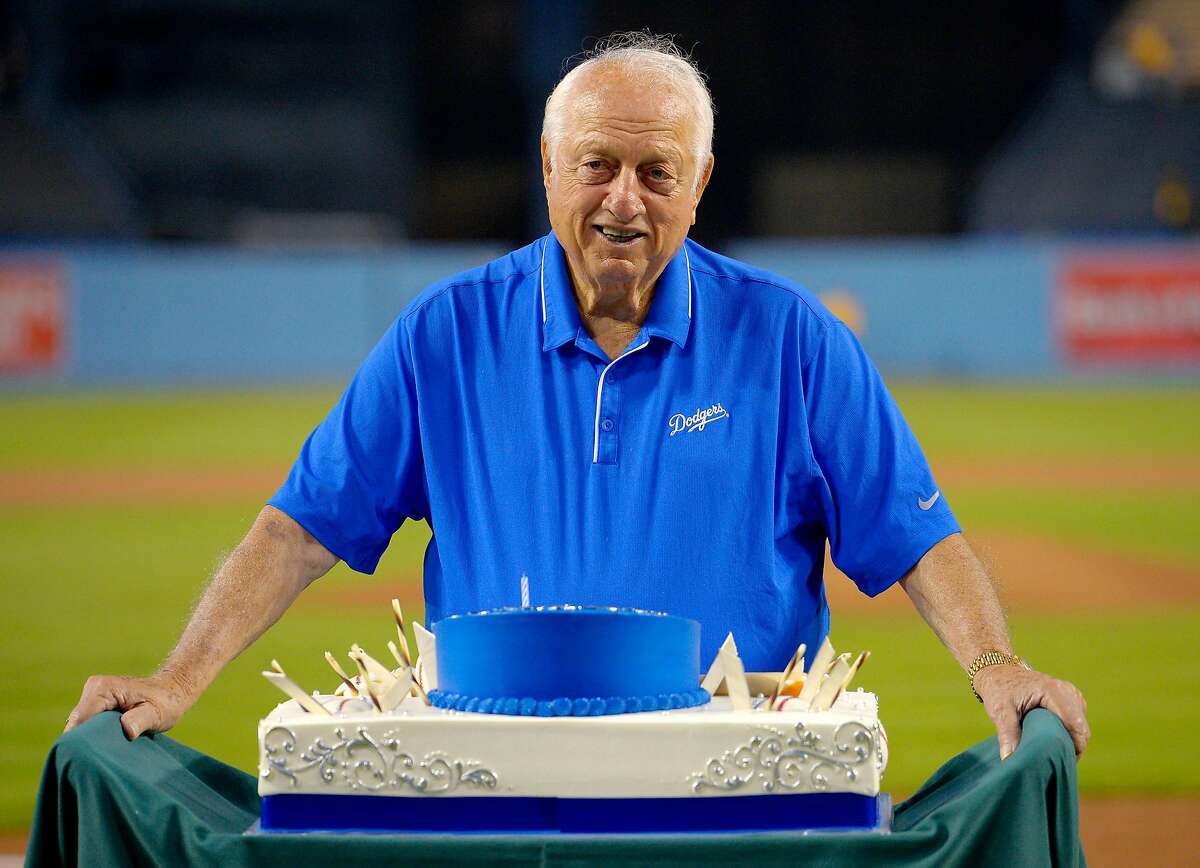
259 793 891 835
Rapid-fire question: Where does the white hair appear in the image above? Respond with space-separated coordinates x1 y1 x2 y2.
542 32 715 171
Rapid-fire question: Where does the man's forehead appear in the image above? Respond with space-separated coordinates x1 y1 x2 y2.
559 68 696 148
569 128 686 161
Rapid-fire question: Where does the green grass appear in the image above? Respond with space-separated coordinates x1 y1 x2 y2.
0 389 340 470
949 489 1200 567
3 384 1198 469
0 500 431 832
891 383 1200 459
833 608 1200 797
1 385 1197 833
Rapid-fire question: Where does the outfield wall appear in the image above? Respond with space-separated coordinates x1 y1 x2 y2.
0 244 501 387
1 239 1197 387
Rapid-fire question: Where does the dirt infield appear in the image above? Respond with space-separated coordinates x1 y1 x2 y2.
294 526 1200 618
1079 798 1200 867
294 525 1200 616
0 467 285 505
5 460 1196 614
3 454 1199 506
825 528 1199 613
934 456 1200 492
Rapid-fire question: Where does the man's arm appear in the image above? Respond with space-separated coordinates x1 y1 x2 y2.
66 505 338 739
900 532 1090 760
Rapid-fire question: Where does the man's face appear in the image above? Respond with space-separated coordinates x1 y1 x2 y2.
542 68 714 307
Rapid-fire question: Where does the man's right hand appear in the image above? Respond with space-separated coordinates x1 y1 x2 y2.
63 507 338 742
65 671 196 740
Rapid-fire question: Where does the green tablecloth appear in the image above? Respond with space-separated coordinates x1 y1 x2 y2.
27 708 1084 867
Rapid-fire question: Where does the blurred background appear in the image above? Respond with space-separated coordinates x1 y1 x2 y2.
1 1 1197 864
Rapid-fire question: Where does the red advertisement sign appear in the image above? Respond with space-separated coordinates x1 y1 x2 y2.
1056 253 1200 364
0 262 66 372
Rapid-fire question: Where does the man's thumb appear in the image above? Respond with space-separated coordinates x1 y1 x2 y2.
120 704 159 740
992 703 1021 761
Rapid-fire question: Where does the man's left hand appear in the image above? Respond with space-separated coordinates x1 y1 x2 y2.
973 665 1089 760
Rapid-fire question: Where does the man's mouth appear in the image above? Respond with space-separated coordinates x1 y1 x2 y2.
595 226 645 245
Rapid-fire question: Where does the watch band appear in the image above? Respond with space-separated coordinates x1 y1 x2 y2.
966 651 1028 702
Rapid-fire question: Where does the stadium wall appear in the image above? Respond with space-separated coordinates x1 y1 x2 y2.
1 239 1197 387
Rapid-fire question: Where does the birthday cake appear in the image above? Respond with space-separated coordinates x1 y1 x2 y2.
257 605 889 834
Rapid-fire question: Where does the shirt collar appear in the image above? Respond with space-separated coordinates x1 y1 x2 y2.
539 231 693 352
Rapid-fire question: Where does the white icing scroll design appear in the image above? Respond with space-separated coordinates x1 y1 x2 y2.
261 726 498 794
688 721 874 793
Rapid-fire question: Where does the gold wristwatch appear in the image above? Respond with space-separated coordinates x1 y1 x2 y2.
966 651 1030 702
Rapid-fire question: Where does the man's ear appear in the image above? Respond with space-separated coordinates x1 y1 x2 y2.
541 137 554 192
691 153 715 225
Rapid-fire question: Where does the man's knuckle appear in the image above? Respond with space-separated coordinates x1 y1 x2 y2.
987 701 1014 721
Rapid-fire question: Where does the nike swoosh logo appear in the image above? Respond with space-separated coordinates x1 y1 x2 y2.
918 491 941 510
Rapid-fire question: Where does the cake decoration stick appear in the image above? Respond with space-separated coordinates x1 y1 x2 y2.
701 633 738 694
769 643 807 707
362 680 388 713
843 650 870 690
811 654 852 712
388 640 430 704
390 599 414 667
374 659 415 711
350 644 400 685
324 651 359 696
350 643 419 711
262 661 331 715
386 603 424 701
347 649 384 712
412 620 438 690
820 649 871 710
795 637 835 711
718 646 752 711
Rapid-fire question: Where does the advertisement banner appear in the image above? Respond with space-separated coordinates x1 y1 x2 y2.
0 262 67 373
1056 253 1200 364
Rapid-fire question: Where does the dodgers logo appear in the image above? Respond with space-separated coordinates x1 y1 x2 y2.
668 402 730 436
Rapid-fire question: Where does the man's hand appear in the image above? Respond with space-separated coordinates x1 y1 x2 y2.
66 670 197 740
973 664 1089 760
900 533 1091 761
63 506 337 741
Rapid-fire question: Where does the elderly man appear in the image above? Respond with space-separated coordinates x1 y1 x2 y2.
68 34 1088 762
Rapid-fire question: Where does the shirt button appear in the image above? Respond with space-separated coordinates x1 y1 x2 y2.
601 418 615 432
608 372 618 383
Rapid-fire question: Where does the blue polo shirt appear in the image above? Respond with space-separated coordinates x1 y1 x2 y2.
270 232 959 670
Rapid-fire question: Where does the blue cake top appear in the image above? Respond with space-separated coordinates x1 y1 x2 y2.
428 606 709 717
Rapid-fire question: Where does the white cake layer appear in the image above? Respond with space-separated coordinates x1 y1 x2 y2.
258 693 887 800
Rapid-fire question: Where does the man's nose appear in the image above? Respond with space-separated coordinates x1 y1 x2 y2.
604 168 646 223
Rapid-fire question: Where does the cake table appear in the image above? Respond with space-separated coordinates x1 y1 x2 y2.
27 708 1085 867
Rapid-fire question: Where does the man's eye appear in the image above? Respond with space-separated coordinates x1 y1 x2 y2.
584 160 607 172
647 167 672 182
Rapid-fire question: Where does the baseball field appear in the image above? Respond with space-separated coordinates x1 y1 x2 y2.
1 384 1198 862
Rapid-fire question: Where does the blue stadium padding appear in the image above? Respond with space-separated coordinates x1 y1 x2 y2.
259 792 887 834
8 238 1200 389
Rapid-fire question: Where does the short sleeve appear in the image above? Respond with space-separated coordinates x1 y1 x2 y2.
269 316 427 573
803 322 959 595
